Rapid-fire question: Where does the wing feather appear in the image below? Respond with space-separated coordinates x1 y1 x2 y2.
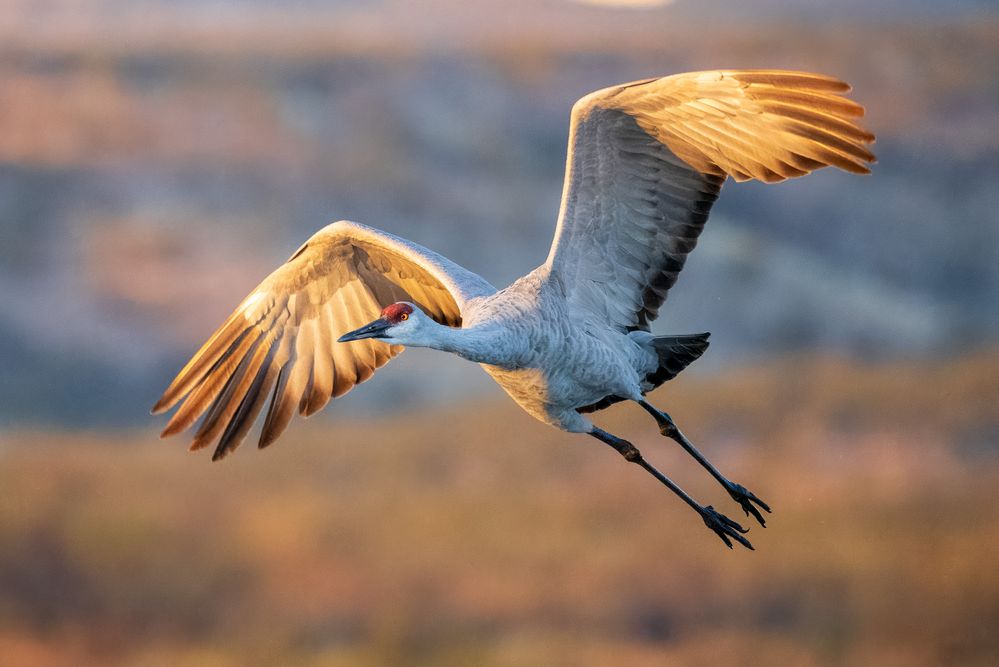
309 306 336 412
545 69 875 332
213 334 286 461
287 314 314 417
191 325 282 452
260 343 308 448
160 326 262 438
154 221 495 457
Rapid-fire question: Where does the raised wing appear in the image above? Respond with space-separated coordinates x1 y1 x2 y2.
545 69 876 332
152 220 495 460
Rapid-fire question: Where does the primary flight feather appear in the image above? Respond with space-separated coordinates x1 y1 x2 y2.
154 69 874 549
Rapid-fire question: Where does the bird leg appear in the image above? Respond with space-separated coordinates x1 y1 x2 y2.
589 427 753 550
638 400 771 527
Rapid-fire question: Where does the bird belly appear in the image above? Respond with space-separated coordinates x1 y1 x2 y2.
480 365 572 429
480 350 640 433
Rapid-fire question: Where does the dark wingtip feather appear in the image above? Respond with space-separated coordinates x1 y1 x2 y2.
258 430 282 450
188 438 209 452
160 422 186 439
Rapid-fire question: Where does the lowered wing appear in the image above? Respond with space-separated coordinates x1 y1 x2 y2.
152 220 495 460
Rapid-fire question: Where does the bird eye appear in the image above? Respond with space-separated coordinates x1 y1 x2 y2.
400 313 409 321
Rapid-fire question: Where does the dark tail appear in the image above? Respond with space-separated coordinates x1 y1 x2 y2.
645 332 710 388
577 332 710 415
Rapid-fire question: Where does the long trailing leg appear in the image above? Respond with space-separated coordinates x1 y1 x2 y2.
589 427 753 550
638 400 771 526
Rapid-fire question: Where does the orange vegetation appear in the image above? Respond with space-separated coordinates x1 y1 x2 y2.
1 353 997 665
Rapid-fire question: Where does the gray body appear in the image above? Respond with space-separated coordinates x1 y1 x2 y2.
459 267 656 433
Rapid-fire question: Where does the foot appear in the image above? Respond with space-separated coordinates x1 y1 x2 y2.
725 483 771 528
700 505 753 550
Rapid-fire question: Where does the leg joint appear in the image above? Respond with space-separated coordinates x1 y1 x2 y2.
591 428 643 463
620 442 642 462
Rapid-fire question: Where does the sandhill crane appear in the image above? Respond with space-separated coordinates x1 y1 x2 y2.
153 70 874 549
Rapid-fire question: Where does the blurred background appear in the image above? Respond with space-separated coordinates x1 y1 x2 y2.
1 0 997 664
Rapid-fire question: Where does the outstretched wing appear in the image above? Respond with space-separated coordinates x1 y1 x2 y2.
152 220 495 460
545 69 876 332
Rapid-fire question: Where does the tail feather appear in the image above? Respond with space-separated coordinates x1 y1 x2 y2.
645 332 710 387
576 332 710 414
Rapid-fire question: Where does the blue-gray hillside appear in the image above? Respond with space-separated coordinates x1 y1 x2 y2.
0 5 995 426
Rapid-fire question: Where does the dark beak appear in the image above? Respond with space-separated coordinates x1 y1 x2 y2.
338 317 392 343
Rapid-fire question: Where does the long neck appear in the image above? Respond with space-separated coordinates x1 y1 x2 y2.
414 322 511 366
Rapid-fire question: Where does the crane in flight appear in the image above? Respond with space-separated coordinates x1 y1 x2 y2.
153 70 874 549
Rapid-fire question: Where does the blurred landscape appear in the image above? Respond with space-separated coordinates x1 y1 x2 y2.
1 0 997 426
1 0 997 665
3 355 998 665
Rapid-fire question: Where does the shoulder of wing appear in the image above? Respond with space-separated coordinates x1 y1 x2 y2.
240 220 490 324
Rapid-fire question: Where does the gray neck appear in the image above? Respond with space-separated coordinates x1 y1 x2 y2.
415 322 512 366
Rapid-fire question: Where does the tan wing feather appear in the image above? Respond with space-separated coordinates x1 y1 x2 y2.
546 69 875 333
613 69 875 183
153 221 494 460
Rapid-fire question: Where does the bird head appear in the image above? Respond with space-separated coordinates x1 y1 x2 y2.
337 301 424 344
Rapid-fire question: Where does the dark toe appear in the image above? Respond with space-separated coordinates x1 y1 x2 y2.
728 483 771 527
701 506 754 551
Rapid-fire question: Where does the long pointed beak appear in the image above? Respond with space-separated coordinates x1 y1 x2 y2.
338 317 392 343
